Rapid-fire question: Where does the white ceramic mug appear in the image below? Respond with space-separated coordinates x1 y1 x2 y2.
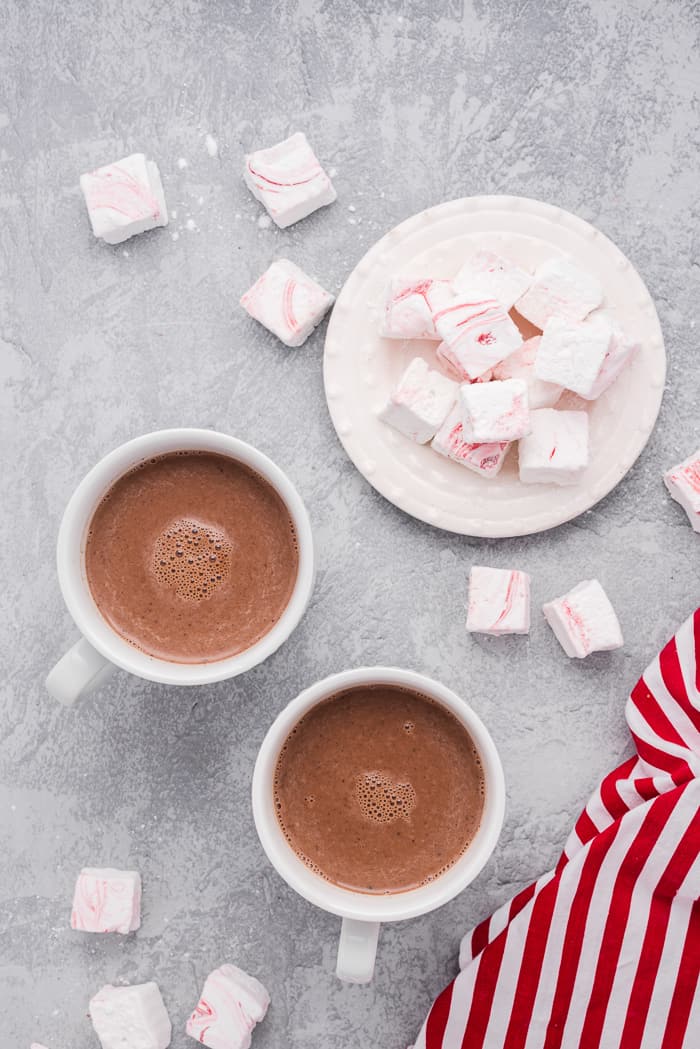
46 428 315 704
252 666 505 984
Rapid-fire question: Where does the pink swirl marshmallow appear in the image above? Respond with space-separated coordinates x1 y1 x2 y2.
518 408 589 486
432 292 522 380
243 132 336 228
515 256 603 329
80 153 168 245
89 982 171 1049
467 566 531 635
458 378 531 443
70 867 141 934
431 407 510 478
186 964 270 1049
379 357 457 444
240 259 334 347
664 449 700 533
453 250 533 311
534 314 613 398
381 278 451 340
543 580 623 658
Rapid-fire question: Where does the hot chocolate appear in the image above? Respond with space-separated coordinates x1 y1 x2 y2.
85 451 299 663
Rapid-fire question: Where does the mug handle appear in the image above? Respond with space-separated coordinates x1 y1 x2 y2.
336 918 381 984
46 637 115 706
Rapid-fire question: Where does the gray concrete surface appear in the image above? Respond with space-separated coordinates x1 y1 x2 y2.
2 0 699 1046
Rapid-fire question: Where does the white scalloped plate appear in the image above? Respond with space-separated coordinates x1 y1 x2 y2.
323 195 665 537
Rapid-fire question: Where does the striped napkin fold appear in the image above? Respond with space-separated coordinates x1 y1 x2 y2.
416 608 700 1049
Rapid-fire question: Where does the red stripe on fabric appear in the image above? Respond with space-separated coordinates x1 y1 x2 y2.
658 634 700 733
499 875 564 1049
619 812 700 1049
573 807 599 847
509 881 537 922
460 925 511 1048
660 897 700 1049
425 980 454 1048
633 775 662 801
577 786 688 1047
694 608 700 695
470 917 491 959
541 819 623 1049
632 734 691 784
631 680 688 749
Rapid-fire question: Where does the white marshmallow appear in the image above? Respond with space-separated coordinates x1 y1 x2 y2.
89 983 171 1049
71 867 141 934
515 257 603 329
664 449 700 532
381 278 450 340
186 964 270 1049
453 250 532 311
534 314 612 397
492 336 563 409
581 324 638 400
432 290 523 379
243 132 336 228
80 154 168 245
379 357 457 443
543 579 623 658
431 407 510 477
466 566 531 635
436 341 493 383
240 259 334 347
458 378 530 443
518 409 589 486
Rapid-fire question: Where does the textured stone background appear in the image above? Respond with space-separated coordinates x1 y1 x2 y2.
1 0 699 1046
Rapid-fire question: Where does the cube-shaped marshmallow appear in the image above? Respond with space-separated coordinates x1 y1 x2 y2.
71 867 141 934
240 259 334 347
89 983 171 1049
436 341 492 383
534 315 613 397
381 278 450 340
518 409 589 486
243 132 336 228
432 408 510 477
664 449 700 533
543 580 623 658
467 566 531 635
492 337 563 409
581 324 638 400
186 964 270 1049
80 153 168 245
458 378 530 443
515 257 603 329
379 357 457 443
432 292 522 380
453 251 533 311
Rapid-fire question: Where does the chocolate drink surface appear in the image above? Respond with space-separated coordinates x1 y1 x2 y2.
274 684 485 894
85 451 299 663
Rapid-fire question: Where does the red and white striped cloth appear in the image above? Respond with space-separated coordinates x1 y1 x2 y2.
416 608 700 1049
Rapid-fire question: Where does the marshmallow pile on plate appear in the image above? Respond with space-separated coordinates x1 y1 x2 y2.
379 251 639 485
466 565 623 657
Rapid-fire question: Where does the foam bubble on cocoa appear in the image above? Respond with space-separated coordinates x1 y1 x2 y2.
153 518 231 601
355 771 417 825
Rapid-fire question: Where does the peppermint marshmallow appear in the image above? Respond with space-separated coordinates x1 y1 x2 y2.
581 324 638 400
492 337 563 409
89 982 171 1049
80 153 168 245
453 250 532 311
381 278 450 340
518 409 589 486
543 580 623 658
432 292 522 380
458 378 530 442
534 315 613 398
664 449 700 532
436 341 493 383
432 407 510 477
466 566 531 635
186 964 270 1049
240 259 334 347
243 132 336 228
515 257 603 329
71 867 141 934
379 357 457 443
